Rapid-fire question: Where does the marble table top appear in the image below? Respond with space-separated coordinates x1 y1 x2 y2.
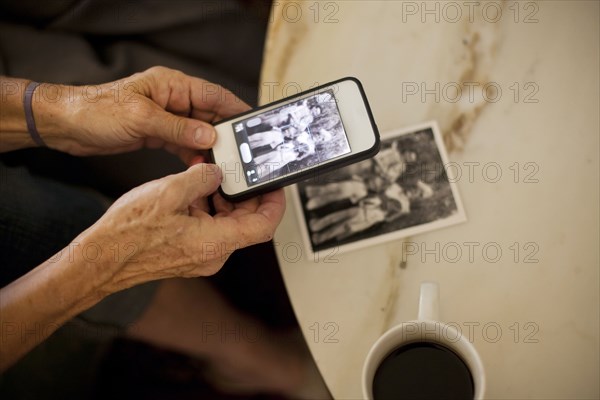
258 1 599 398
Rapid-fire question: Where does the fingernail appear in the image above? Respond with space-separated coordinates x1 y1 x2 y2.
195 127 215 146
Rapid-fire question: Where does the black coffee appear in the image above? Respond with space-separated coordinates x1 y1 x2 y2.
372 342 474 400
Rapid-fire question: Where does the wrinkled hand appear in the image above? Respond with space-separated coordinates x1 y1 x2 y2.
80 163 285 292
39 66 249 163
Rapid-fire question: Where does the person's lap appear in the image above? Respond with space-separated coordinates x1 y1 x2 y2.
0 160 160 330
0 160 160 398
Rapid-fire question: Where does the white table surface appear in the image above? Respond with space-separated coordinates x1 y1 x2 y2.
259 1 599 398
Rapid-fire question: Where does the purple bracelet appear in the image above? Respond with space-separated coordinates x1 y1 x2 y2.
24 81 47 147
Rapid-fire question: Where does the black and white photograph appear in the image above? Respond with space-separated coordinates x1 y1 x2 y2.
233 89 351 185
292 121 466 256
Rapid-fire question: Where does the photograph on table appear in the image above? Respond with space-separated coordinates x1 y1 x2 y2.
232 89 351 186
292 121 466 256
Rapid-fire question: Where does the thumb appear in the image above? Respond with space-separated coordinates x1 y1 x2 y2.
146 108 217 149
174 163 222 207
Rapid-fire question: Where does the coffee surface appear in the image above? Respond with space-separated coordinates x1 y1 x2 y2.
372 342 474 400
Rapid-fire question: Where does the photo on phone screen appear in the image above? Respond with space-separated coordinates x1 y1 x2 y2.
231 89 351 186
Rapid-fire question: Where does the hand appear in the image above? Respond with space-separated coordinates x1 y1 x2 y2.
35 66 250 163
78 163 285 292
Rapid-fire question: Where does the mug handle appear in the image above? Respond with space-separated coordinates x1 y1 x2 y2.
418 281 440 321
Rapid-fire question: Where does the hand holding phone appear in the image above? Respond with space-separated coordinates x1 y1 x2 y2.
211 77 380 201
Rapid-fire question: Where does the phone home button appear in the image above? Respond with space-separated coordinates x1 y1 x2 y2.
240 143 253 163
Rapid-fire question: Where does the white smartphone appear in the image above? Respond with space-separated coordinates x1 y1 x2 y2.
210 77 380 201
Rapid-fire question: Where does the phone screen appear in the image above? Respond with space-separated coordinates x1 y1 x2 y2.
231 89 351 186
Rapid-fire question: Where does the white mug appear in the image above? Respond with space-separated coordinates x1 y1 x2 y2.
362 282 486 399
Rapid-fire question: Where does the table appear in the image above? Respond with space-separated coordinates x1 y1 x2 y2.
258 1 599 398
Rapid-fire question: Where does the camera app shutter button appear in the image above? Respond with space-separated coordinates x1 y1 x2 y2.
240 143 253 163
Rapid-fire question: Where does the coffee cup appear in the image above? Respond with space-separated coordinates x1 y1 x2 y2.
362 282 485 399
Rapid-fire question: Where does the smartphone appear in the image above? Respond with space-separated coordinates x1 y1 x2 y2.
211 77 380 201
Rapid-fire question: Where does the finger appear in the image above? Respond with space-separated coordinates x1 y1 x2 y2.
161 143 205 167
212 192 235 215
169 163 223 209
163 145 199 167
134 66 248 124
144 107 217 150
230 195 260 214
254 189 286 227
189 154 207 166
215 205 266 220
189 196 210 217
189 78 251 120
175 149 198 167
211 189 286 247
